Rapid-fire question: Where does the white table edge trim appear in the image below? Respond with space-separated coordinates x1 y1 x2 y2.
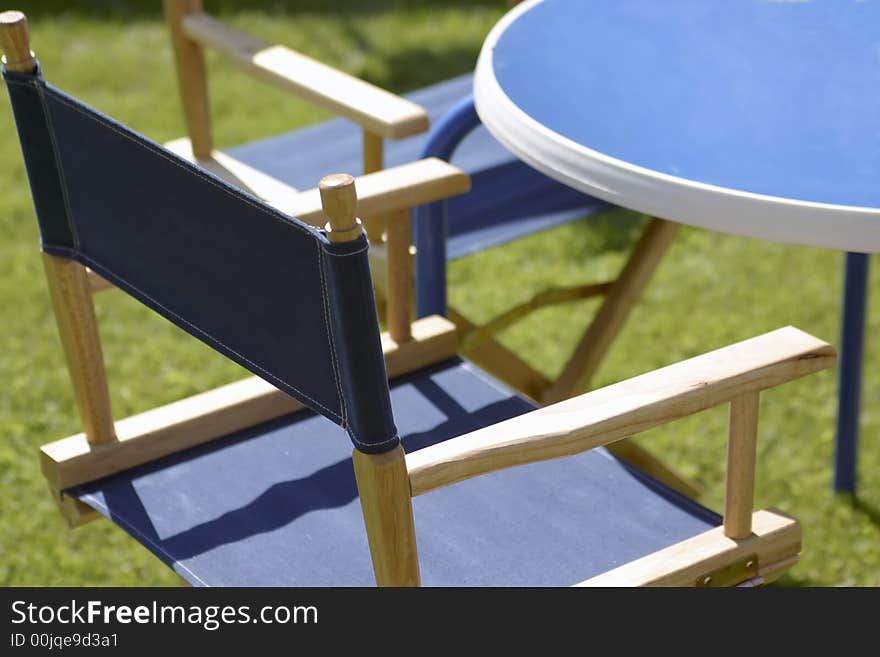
474 0 880 253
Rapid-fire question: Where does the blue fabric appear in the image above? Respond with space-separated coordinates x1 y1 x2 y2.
493 0 880 208
3 69 397 453
834 252 870 493
71 358 720 586
2 65 73 248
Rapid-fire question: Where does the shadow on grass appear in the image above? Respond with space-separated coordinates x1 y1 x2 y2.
365 44 483 92
21 0 502 21
772 572 828 587
774 495 880 587
848 494 880 528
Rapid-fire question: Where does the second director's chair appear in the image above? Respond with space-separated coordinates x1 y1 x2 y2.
3 11 835 586
158 0 694 496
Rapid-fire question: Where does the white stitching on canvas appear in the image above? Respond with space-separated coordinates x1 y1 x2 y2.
349 432 400 450
321 244 368 257
316 242 346 423
34 81 80 249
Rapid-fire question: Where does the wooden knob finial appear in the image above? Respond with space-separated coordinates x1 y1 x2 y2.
0 10 36 74
319 173 363 243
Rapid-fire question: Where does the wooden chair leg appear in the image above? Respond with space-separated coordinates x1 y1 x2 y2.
361 129 386 245
534 218 697 496
725 392 760 539
42 254 116 446
458 281 613 352
386 208 413 343
542 217 681 404
164 0 213 158
352 446 421 587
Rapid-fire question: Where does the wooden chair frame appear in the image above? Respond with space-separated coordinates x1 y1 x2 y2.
162 0 429 248
2 10 836 587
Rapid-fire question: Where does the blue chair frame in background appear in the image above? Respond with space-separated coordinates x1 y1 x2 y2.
412 94 604 318
414 94 480 319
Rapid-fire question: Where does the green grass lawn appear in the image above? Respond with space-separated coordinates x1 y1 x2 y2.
1 1 878 586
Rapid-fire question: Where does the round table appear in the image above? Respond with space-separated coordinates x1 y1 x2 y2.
474 0 880 490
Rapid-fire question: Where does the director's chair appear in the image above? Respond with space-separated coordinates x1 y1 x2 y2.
3 11 834 586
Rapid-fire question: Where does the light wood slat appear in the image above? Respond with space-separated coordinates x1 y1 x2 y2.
386 208 413 343
281 158 470 226
577 509 800 587
407 327 835 497
42 254 116 445
165 137 302 206
367 243 389 294
41 316 457 493
181 12 428 139
86 268 113 294
47 485 99 528
459 281 613 352
361 130 386 244
163 1 213 157
724 392 760 539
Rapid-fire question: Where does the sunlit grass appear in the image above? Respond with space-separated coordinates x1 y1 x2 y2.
1 1 877 586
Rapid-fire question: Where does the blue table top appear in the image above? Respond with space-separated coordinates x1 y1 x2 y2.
475 0 880 251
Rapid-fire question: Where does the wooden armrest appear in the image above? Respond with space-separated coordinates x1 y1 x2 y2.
406 327 835 496
283 158 470 226
181 12 429 139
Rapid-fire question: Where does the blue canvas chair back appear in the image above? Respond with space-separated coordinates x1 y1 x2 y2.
3 62 398 455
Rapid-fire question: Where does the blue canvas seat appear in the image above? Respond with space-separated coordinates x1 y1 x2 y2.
3 10 834 587
71 358 718 587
